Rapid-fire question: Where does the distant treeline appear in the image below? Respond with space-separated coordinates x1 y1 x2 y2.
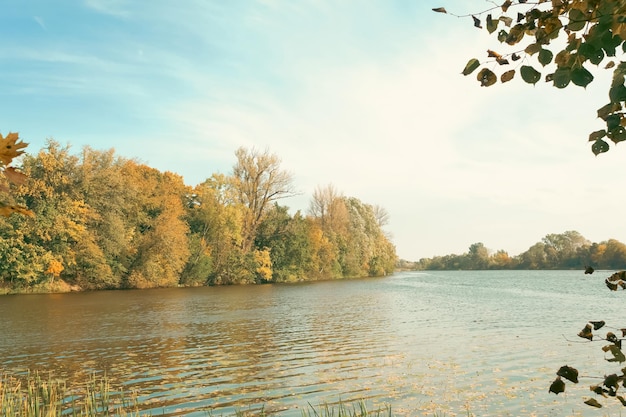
400 230 626 271
0 141 396 293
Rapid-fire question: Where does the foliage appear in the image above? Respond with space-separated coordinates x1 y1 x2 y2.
435 0 626 154
410 230 625 271
0 142 396 292
0 132 33 217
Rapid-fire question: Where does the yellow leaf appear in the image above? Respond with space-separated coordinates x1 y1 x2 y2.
3 167 27 186
0 203 34 217
0 132 28 166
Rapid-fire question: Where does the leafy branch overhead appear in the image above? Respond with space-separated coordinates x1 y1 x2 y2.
0 132 33 217
434 0 626 155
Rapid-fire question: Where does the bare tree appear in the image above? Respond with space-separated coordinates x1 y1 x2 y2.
231 147 297 252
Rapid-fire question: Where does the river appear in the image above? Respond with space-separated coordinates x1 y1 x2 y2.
0 270 624 416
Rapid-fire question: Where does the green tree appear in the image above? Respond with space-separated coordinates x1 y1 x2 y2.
254 204 313 282
435 1 626 154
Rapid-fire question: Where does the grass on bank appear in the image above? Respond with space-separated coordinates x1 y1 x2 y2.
2 371 474 417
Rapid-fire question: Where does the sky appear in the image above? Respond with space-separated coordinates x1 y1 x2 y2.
1 0 625 261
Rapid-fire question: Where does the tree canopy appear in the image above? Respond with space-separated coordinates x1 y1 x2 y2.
434 0 626 155
0 140 396 292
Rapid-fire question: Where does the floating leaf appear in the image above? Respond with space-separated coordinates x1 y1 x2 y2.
578 324 593 341
501 70 515 83
432 7 447 13
549 377 565 394
557 365 579 383
520 65 541 84
585 398 603 408
477 68 497 86
462 58 481 75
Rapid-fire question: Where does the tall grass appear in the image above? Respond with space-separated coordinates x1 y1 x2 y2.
0 372 141 416
301 400 393 417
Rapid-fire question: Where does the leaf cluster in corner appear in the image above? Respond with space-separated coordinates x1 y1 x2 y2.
434 0 626 155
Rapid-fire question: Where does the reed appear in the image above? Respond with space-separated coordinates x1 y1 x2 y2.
0 372 141 417
301 400 393 417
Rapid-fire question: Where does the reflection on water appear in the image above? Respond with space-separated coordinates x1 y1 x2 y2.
0 271 620 416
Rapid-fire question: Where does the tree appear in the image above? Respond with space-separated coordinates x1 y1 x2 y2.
434 1 626 154
231 147 297 252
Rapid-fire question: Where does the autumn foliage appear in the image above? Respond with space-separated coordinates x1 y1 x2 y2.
0 132 33 217
0 141 396 292
435 0 626 154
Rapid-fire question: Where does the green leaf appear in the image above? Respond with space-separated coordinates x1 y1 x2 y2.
486 14 498 34
538 48 553 66
552 67 571 88
609 84 626 103
473 15 482 29
597 102 622 119
567 9 587 32
462 58 481 75
608 126 626 143
579 43 604 65
477 68 497 87
592 139 610 155
525 43 541 55
497 30 508 43
549 377 565 395
520 65 541 84
606 114 620 131
571 66 594 87
557 365 579 383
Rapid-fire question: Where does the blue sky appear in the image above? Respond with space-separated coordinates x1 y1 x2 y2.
1 0 625 260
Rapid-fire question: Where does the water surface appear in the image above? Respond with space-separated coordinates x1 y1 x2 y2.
0 270 622 416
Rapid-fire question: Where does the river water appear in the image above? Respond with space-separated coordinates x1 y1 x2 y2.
0 270 624 416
